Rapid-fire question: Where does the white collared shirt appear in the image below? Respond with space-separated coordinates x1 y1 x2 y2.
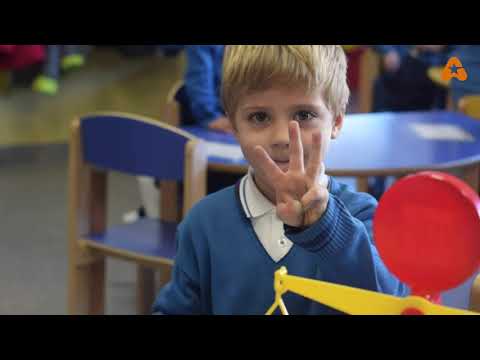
238 168 294 262
239 167 330 262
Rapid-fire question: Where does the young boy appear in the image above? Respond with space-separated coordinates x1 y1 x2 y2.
153 45 408 315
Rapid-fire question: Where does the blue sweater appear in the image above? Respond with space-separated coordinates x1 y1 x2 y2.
153 178 408 315
183 45 225 127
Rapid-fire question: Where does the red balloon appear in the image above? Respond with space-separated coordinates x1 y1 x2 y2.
374 172 480 295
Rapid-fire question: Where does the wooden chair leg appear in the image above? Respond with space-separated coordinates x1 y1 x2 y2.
68 257 106 315
469 274 480 313
158 265 172 289
358 49 380 114
356 176 369 193
136 265 156 315
463 165 480 194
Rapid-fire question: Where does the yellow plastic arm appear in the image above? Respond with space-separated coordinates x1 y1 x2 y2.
266 267 478 315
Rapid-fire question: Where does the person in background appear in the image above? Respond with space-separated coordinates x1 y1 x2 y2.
176 45 232 133
125 45 234 223
369 45 455 199
0 45 45 93
371 45 454 112
176 45 240 194
32 45 86 95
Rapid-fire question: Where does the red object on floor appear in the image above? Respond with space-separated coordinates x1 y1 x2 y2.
0 45 45 70
374 171 480 303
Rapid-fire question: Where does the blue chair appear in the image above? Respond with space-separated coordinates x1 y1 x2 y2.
67 112 207 314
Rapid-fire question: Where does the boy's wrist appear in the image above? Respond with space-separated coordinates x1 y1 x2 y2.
282 195 336 253
283 196 332 235
284 223 307 234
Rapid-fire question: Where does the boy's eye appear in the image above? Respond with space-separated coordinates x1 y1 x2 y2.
248 112 269 124
294 110 316 122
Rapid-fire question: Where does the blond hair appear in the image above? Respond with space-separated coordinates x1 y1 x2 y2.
221 45 350 118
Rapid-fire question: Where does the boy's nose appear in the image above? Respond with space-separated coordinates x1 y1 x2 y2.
271 121 290 148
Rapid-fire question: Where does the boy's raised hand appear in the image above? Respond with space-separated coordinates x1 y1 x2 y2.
252 121 329 228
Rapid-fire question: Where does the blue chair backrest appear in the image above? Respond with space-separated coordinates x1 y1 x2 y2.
80 113 191 180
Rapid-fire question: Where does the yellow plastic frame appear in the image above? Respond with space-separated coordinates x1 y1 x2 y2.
266 267 478 315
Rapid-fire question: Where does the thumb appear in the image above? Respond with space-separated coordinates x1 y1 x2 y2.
318 162 328 188
277 200 304 227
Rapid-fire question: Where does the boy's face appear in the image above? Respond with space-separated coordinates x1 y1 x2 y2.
231 85 343 197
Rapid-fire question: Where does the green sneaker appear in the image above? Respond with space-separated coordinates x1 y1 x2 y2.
61 54 85 71
32 75 58 95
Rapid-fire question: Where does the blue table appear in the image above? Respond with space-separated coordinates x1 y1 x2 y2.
183 111 480 193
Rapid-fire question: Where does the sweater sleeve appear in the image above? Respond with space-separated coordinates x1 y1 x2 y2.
184 46 224 127
152 222 203 315
285 193 409 296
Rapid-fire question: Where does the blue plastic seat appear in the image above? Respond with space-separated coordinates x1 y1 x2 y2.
68 112 207 314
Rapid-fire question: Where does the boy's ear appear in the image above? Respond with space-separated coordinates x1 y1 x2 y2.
331 114 344 139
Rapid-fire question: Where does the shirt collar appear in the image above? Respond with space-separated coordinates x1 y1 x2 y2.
239 168 274 219
238 167 334 219
238 167 332 219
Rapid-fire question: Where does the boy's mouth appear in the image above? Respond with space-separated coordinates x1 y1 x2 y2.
274 160 290 171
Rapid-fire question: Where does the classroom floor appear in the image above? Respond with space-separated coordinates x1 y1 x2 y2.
0 145 142 314
0 48 185 147
0 48 360 314
0 48 185 314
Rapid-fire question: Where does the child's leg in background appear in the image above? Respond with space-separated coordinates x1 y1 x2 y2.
61 45 86 71
123 171 243 224
123 176 160 223
32 45 61 95
137 176 160 218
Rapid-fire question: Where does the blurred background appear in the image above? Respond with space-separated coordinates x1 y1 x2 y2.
1 45 478 314
0 45 186 314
